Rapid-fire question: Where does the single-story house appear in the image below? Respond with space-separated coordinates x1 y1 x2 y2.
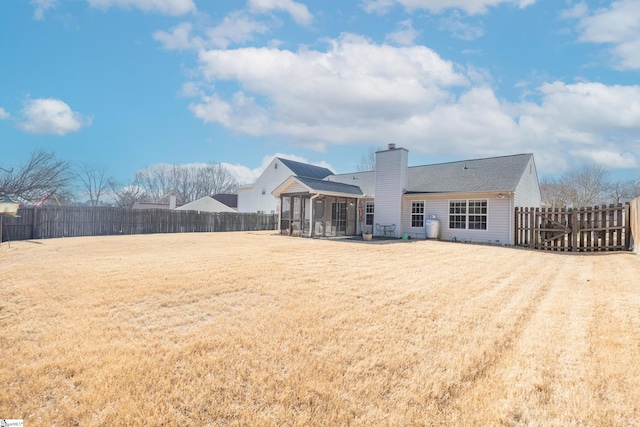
211 194 238 210
176 196 237 213
237 157 334 214
271 145 541 246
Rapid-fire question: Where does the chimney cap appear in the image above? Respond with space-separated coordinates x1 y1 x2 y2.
388 143 396 150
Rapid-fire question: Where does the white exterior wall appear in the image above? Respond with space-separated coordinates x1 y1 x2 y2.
236 158 296 213
236 186 255 212
514 156 541 208
401 193 514 245
373 147 408 238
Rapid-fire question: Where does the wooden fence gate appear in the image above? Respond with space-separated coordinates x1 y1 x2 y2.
515 204 629 252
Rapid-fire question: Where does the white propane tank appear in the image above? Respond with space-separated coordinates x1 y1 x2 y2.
425 214 440 239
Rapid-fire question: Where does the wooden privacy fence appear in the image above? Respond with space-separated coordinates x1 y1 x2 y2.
515 204 630 252
1 206 277 242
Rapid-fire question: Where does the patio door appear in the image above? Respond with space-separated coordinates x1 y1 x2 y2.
332 200 347 236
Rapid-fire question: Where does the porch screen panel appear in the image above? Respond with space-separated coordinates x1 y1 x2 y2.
280 196 291 235
346 199 357 235
314 199 325 236
332 198 347 236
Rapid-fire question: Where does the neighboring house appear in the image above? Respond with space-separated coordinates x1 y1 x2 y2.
237 157 334 214
211 194 238 210
131 194 237 213
132 194 179 210
271 145 541 246
176 196 237 213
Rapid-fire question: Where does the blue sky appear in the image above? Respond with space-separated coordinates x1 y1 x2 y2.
1 0 639 186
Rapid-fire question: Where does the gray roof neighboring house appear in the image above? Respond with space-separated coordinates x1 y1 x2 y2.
176 196 237 213
406 153 533 194
211 193 237 208
278 158 334 180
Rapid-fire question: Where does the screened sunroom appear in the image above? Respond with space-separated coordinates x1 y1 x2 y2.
273 176 363 238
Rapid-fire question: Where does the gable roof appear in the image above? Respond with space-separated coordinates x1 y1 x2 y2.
272 176 363 198
297 176 363 195
278 158 334 180
211 193 237 208
176 196 237 213
327 171 376 197
406 153 533 194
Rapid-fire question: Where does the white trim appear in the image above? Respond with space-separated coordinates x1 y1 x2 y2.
410 200 425 229
447 198 489 232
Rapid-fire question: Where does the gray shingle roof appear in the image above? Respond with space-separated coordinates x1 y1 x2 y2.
278 158 334 180
297 177 363 195
407 153 533 193
327 171 375 197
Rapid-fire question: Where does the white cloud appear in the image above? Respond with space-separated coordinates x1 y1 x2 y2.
567 0 640 70
193 34 468 127
86 0 196 15
31 0 57 20
362 0 397 15
154 12 270 51
0 107 10 120
206 11 271 49
362 0 536 15
153 22 201 50
438 12 485 40
184 35 640 174
18 98 91 136
248 0 313 26
385 19 420 46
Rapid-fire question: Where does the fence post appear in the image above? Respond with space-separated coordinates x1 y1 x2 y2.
568 208 576 252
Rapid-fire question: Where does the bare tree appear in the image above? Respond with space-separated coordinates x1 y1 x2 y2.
356 147 377 172
0 150 72 204
195 162 238 196
76 163 114 206
539 177 569 208
564 165 611 207
540 165 612 208
127 162 238 205
109 179 146 208
609 180 640 203
135 164 173 203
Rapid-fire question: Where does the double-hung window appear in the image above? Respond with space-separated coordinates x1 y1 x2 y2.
365 202 374 226
449 200 487 230
411 201 425 227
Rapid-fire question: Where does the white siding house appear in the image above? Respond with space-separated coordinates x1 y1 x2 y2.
271 146 541 245
237 157 333 214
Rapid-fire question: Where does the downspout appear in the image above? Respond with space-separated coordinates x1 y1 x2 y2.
308 193 320 238
508 191 514 245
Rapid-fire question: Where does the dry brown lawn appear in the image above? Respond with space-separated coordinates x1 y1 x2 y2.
1 231 639 426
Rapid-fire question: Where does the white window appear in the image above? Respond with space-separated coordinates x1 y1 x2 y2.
365 202 374 226
411 201 424 227
449 200 487 230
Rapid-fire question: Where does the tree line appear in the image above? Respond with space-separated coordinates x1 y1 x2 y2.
0 150 238 208
1 150 638 209
540 165 640 208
